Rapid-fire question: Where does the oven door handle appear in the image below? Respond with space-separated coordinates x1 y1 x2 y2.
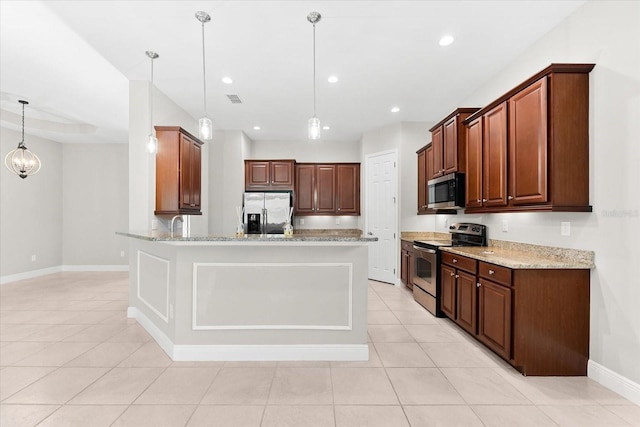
413 245 436 253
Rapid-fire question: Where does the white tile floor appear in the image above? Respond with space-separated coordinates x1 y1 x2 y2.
1 271 638 426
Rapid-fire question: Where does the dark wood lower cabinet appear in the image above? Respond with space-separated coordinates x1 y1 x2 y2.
440 265 456 318
400 240 414 290
456 271 478 335
478 278 511 360
440 252 590 376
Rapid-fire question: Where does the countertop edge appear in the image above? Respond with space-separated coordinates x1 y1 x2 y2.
116 231 377 243
441 246 594 270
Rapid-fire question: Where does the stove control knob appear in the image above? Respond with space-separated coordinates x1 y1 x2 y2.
449 225 455 230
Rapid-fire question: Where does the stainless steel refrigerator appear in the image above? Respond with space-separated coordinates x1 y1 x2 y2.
243 192 292 234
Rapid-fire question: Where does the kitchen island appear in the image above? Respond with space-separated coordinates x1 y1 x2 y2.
116 231 376 361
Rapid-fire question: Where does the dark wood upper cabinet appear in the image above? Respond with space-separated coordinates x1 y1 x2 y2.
417 146 429 214
429 108 480 180
465 117 483 209
155 126 204 216
464 63 594 213
245 159 295 191
336 164 360 215
483 102 509 208
294 163 360 216
509 77 548 206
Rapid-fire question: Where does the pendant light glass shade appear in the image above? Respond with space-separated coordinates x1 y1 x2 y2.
307 12 322 140
146 50 159 154
308 116 321 140
196 11 213 141
4 100 41 179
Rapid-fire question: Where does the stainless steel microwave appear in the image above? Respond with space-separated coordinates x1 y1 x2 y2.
427 172 465 209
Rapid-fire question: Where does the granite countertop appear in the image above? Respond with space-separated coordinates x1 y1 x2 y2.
117 230 377 243
442 242 594 270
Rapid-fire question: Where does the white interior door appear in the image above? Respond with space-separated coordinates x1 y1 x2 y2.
365 150 398 284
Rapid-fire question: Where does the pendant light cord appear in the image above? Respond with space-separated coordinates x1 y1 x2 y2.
201 21 208 116
149 57 154 134
312 23 316 117
19 101 25 147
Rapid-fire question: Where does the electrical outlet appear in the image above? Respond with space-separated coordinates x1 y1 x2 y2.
561 221 571 236
335 218 340 225
151 219 159 230
300 218 305 225
120 251 125 257
31 254 36 262
502 220 509 232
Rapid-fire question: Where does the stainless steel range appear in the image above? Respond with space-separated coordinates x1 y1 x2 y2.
412 223 487 317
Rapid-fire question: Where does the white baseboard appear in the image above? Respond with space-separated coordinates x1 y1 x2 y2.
588 360 640 405
61 265 129 272
0 266 62 285
0 264 129 285
129 306 369 362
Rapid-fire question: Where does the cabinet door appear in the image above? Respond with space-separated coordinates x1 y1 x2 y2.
400 250 408 285
316 165 336 213
431 126 444 179
483 102 508 207
509 77 548 205
478 278 512 359
294 164 315 214
245 161 271 190
336 164 360 214
443 116 458 174
417 148 427 213
407 250 415 290
465 117 483 209
179 134 201 210
440 264 456 319
190 141 202 209
270 161 294 188
456 271 477 335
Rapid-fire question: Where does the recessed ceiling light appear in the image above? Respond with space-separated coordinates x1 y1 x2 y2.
439 35 454 46
328 75 338 83
391 107 400 113
322 125 330 130
253 126 261 130
222 76 233 84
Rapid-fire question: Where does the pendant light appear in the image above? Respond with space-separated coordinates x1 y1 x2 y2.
146 50 159 154
4 100 41 179
196 11 213 141
307 11 322 140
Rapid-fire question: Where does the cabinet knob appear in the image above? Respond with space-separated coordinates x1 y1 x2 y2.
482 198 487 203
489 269 495 275
337 208 341 211
476 199 481 203
508 196 513 201
453 259 458 263
450 272 455 277
477 282 481 288
455 274 459 279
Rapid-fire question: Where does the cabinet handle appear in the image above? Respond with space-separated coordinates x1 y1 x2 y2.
450 272 455 277
477 282 481 288
453 259 457 263
508 196 513 201
455 274 459 279
489 269 495 275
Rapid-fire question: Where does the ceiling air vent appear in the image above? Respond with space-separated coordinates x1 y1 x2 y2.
226 94 242 104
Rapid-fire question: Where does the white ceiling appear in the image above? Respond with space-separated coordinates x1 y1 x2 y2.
0 0 586 144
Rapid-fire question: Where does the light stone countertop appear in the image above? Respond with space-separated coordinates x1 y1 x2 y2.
116 230 377 243
442 242 594 269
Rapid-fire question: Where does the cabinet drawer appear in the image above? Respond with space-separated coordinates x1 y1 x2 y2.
441 252 477 274
479 262 512 287
401 240 414 252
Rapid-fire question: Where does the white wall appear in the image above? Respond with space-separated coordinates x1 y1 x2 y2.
0 127 62 277
62 144 128 266
208 130 251 235
129 81 208 235
403 1 640 388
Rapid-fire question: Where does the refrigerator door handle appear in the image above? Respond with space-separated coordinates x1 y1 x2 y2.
262 208 267 234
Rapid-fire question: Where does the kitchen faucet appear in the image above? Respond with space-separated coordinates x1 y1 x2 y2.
170 215 183 236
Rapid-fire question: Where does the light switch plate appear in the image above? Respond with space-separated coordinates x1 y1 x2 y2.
502 219 509 232
561 222 571 236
